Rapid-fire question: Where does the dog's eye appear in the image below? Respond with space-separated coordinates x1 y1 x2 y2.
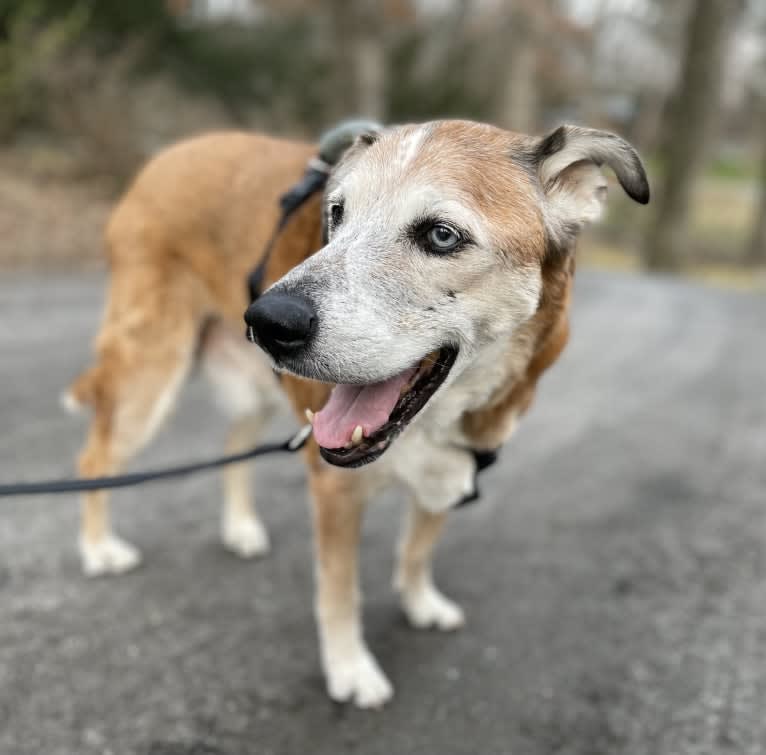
427 224 461 252
329 202 344 229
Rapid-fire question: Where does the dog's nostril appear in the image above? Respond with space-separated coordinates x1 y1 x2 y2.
244 292 317 355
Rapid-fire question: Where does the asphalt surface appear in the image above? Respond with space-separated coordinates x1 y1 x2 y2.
1 269 765 755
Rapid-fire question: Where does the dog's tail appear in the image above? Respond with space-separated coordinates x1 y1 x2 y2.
60 366 101 414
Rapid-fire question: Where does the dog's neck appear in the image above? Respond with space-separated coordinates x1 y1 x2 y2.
418 323 537 444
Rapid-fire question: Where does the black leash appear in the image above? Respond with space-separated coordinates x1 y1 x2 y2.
0 170 319 499
0 120 382 499
0 425 312 497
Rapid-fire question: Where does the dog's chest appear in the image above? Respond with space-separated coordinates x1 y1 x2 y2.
379 339 526 512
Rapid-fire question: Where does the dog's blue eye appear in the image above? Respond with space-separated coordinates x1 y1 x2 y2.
427 224 460 251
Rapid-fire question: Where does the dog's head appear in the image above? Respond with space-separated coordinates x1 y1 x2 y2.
246 120 649 467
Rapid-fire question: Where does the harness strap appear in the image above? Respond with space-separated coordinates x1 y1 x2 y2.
247 119 382 302
453 447 500 508
248 165 330 302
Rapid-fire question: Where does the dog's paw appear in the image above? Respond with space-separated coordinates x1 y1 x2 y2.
402 584 465 631
221 515 270 559
79 535 142 577
324 649 394 709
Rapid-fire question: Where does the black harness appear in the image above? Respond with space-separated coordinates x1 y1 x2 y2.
248 157 332 302
454 448 499 508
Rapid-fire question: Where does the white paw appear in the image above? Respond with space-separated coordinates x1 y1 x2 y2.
79 535 142 577
222 516 270 559
402 584 465 631
324 648 394 709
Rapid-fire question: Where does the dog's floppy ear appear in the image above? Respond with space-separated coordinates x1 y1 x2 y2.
319 120 383 244
534 125 649 244
318 119 384 167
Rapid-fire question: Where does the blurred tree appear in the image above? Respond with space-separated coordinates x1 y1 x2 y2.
625 0 691 151
643 0 744 271
0 1 89 138
322 0 389 121
495 0 541 133
386 1 492 123
0 0 326 128
744 8 766 266
747 107 766 265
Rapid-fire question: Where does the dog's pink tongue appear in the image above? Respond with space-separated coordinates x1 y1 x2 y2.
313 368 416 449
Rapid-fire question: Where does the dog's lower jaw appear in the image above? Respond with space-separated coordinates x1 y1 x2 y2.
319 620 393 708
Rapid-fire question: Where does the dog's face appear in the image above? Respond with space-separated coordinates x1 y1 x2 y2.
246 120 648 466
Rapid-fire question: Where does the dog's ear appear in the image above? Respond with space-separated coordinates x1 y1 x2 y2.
534 125 649 244
318 120 384 167
319 121 384 244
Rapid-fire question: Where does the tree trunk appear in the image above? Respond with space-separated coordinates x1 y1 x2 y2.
746 109 766 265
642 0 741 271
352 30 386 122
324 0 386 122
496 4 540 134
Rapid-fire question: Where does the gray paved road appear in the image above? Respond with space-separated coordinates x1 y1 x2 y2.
1 270 765 755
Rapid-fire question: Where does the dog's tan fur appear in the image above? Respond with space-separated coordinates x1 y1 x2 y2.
68 121 645 705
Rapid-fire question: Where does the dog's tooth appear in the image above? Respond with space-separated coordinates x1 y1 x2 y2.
351 425 364 446
305 408 314 424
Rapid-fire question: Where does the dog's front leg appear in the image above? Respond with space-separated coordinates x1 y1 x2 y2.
309 465 393 709
390 436 475 631
394 503 465 631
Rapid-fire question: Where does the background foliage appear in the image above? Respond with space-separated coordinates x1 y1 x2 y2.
0 0 764 276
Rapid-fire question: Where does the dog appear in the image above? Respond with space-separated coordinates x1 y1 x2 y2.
65 119 649 708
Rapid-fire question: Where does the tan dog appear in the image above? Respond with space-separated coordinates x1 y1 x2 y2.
66 120 648 707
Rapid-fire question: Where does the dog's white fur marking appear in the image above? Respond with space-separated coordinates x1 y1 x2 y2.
60 390 82 415
221 513 269 558
399 579 465 630
387 432 476 513
319 619 393 708
80 534 142 577
395 124 428 170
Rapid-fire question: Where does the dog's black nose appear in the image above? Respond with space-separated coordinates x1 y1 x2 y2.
244 292 317 358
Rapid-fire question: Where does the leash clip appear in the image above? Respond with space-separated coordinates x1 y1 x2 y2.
288 423 313 451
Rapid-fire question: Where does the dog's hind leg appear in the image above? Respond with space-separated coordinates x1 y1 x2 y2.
77 422 142 577
394 503 465 631
200 320 282 558
71 334 194 576
218 415 272 558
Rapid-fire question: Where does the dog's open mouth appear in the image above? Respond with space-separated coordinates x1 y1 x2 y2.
309 346 458 468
